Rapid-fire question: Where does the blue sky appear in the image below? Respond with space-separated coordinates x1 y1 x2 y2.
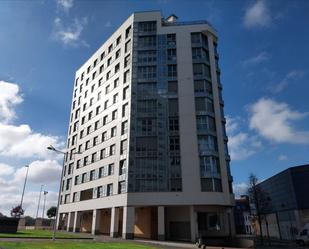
0 0 308 216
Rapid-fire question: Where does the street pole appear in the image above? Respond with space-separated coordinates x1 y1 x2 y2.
42 191 48 219
36 185 44 218
52 152 66 241
47 145 80 241
20 165 29 211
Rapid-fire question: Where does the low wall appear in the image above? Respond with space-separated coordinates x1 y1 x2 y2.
0 217 19 233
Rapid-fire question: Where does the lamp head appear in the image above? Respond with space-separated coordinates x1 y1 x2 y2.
47 145 56 151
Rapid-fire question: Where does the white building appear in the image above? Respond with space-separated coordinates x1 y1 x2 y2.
58 11 235 242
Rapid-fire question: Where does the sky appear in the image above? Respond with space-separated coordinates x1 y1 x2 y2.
0 0 308 216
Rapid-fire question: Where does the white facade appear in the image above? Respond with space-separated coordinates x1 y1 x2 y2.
58 11 234 242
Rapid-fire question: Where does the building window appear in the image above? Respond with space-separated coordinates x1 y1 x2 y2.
119 159 126 175
125 26 131 38
169 117 179 131
118 181 126 194
138 50 156 63
168 81 177 94
193 63 211 78
90 170 95 181
124 54 131 67
103 115 108 125
110 144 116 155
93 136 99 146
120 139 127 155
114 78 119 88
113 93 119 104
167 33 176 46
121 120 128 135
116 35 121 45
195 97 214 113
112 110 118 120
85 140 90 150
83 156 88 166
114 63 120 73
192 47 209 61
122 103 128 117
124 69 130 83
138 21 156 32
200 156 220 177
138 66 156 79
196 115 216 132
102 131 107 142
106 71 111 80
108 163 114 175
115 49 121 59
137 100 156 114
108 44 113 53
194 80 212 94
138 36 156 47
100 148 106 159
97 186 102 198
191 32 201 44
198 135 218 152
167 65 177 77
125 39 131 53
167 49 176 61
168 99 178 116
111 126 117 137
107 184 113 196
123 86 129 100
169 137 180 151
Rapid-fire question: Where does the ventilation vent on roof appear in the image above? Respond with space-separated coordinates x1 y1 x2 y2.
166 14 178 23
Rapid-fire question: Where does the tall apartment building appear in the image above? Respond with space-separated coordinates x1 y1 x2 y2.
57 11 234 242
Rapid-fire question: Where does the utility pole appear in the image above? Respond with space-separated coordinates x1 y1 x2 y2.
36 185 44 218
42 191 48 219
20 165 29 211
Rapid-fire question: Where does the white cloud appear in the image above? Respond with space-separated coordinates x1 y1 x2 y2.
56 0 74 12
270 70 305 93
0 163 14 176
13 160 62 184
226 116 262 161
243 51 271 66
233 182 248 198
249 98 309 144
0 160 61 217
0 81 23 123
0 190 58 217
0 123 62 159
278 154 288 161
244 0 271 28
52 17 88 47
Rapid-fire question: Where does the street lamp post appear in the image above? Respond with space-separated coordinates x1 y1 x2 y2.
47 145 80 241
20 165 29 211
36 184 44 218
42 191 48 219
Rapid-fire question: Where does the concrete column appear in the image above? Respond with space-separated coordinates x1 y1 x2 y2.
110 207 120 237
190 206 198 242
56 212 61 230
158 206 165 241
66 212 71 232
91 209 101 235
122 206 135 239
73 211 81 232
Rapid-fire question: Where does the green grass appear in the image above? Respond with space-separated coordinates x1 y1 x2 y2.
0 241 157 249
0 229 86 238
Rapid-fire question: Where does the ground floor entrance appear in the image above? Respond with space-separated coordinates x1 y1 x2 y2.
58 205 234 242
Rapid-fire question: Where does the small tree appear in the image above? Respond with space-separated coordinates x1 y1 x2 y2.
10 205 24 218
248 174 269 245
47 206 57 219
